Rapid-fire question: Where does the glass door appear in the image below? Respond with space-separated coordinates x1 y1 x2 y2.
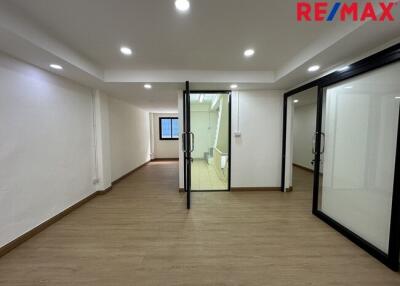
183 89 231 207
312 61 400 270
183 81 192 209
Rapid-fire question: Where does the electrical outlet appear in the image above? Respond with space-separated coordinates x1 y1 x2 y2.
234 131 241 137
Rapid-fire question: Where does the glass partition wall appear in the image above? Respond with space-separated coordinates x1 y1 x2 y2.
282 44 400 271
314 61 400 270
316 61 400 259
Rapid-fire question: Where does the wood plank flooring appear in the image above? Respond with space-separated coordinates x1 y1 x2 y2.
0 161 399 285
292 165 314 192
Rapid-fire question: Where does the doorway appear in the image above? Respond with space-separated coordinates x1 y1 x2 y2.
286 87 318 192
189 91 231 191
183 89 231 196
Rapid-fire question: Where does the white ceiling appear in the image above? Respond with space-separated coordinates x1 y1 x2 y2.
0 0 399 112
292 61 400 108
7 0 338 71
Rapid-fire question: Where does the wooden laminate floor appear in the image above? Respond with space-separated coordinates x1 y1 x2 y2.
0 161 399 285
292 165 314 192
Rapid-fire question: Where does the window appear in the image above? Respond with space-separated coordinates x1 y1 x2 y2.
159 117 179 140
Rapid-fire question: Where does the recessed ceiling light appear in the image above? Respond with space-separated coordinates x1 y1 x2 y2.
175 0 190 12
49 64 63 70
144 84 152 89
307 65 320 72
230 84 238 89
120 46 132 56
344 86 353 89
337 65 350 72
294 99 299 103
244 49 255 58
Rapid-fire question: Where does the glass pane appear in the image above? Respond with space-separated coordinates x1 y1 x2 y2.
161 118 172 138
318 61 400 253
190 93 229 191
171 119 179 138
285 87 318 192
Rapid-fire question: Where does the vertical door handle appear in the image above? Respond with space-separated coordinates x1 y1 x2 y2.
312 132 326 154
320 132 325 154
312 132 317 154
182 133 187 152
189 132 195 153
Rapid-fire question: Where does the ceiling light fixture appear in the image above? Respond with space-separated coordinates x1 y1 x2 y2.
244 49 255 58
230 84 238 89
120 46 132 56
294 99 299 103
337 65 350 72
175 0 190 12
307 65 320 72
49 64 63 70
144 84 152 89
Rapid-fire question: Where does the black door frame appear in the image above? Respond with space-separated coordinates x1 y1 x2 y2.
281 43 400 271
183 89 232 192
183 81 191 209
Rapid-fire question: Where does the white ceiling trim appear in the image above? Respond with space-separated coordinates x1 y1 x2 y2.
0 0 397 89
0 1 103 80
275 21 363 81
0 0 399 113
104 69 275 83
276 0 389 81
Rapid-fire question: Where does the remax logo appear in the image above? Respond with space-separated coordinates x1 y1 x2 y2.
297 1 399 21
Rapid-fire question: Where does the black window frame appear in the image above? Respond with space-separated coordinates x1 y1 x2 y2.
159 117 179 141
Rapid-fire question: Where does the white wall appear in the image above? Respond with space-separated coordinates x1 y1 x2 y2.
93 90 112 191
293 103 317 170
109 97 151 181
152 113 179 159
231 90 283 187
178 90 283 188
0 52 95 247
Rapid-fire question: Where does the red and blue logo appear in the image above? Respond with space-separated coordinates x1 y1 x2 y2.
297 1 398 21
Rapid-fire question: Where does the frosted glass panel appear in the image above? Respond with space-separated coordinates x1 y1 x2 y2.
319 62 400 253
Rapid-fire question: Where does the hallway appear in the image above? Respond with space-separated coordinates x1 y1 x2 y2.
0 161 399 285
292 165 314 192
